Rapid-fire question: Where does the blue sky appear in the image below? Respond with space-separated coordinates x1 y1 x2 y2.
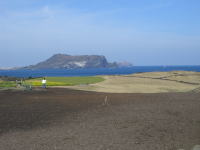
0 0 200 67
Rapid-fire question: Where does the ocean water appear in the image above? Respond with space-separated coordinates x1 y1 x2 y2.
0 66 200 78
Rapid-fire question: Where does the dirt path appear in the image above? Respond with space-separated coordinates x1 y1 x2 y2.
0 88 200 150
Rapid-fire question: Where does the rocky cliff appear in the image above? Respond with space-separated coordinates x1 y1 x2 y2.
24 54 119 69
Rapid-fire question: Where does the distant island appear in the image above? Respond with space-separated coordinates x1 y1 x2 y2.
21 54 132 70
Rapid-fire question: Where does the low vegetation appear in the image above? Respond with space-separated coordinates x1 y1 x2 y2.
0 81 16 87
1 71 199 93
68 71 200 93
0 76 105 87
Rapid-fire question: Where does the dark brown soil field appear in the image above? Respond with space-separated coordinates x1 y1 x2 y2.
0 88 199 150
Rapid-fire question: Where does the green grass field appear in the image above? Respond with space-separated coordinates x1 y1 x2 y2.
0 81 16 88
0 76 104 87
25 76 104 86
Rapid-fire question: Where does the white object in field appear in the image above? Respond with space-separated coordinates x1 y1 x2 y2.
102 96 108 105
42 79 46 84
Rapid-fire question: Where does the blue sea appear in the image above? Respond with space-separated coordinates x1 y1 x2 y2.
0 66 200 78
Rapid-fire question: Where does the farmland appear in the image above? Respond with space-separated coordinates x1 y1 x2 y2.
0 76 104 88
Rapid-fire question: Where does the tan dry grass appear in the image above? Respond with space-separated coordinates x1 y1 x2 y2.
127 71 173 78
163 72 200 84
129 71 199 78
66 71 200 93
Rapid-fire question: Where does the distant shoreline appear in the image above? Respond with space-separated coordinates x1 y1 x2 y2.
0 66 200 78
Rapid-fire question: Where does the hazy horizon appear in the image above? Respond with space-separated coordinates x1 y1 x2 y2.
1 0 200 67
